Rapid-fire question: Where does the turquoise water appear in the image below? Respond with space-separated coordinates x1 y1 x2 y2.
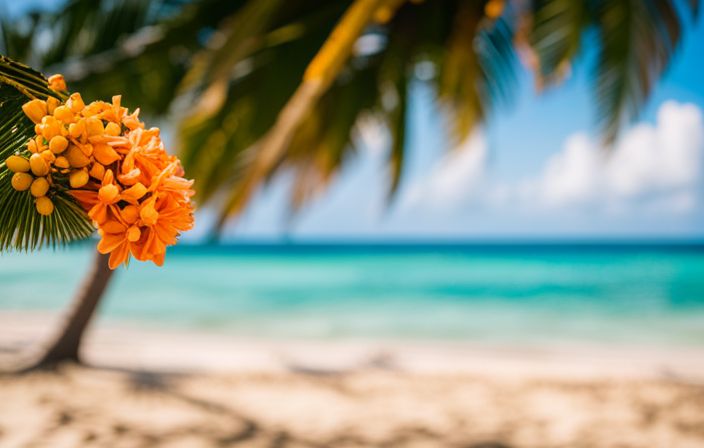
1 244 704 347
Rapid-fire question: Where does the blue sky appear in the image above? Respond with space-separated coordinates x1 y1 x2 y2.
4 0 704 241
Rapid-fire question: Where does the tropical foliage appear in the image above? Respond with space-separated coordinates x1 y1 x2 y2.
1 0 699 237
0 56 94 251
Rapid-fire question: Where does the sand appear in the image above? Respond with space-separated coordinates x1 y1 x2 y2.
1 310 704 448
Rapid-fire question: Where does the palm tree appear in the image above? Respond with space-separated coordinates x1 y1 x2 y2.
0 0 698 368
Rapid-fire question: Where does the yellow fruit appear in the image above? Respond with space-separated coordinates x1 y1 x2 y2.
30 153 50 176
48 75 67 92
46 97 60 115
6 155 30 173
85 118 104 136
27 139 38 154
53 105 74 123
35 135 46 150
30 177 50 197
65 145 90 168
54 156 70 169
35 196 54 216
22 99 47 124
81 102 102 117
49 135 69 154
41 116 62 141
69 169 89 188
67 93 85 113
41 150 56 164
69 120 86 139
105 122 121 136
11 172 33 191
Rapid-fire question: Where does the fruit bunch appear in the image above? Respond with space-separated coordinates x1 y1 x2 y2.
9 80 96 215
8 74 195 268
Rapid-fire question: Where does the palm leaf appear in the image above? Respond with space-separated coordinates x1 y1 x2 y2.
439 0 516 142
41 0 155 68
182 0 518 226
284 59 381 210
530 0 592 86
0 11 41 62
594 0 682 143
178 5 345 208
0 55 94 252
532 0 698 144
378 4 416 198
41 0 181 114
5 0 197 115
176 1 351 213
217 0 384 220
183 0 285 97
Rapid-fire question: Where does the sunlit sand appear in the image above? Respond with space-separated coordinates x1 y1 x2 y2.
2 311 703 447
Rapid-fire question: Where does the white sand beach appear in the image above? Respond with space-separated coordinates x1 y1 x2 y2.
1 310 704 447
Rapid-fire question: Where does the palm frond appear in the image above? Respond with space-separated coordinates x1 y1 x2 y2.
184 0 285 97
532 0 699 145
284 59 381 210
438 0 517 142
382 60 408 198
593 0 695 144
0 55 94 252
182 0 519 225
218 0 385 220
178 5 344 207
42 0 183 114
41 0 155 68
3 0 198 115
177 0 381 225
530 0 592 86
376 3 418 198
0 11 41 62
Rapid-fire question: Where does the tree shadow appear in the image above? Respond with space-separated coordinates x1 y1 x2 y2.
3 363 519 448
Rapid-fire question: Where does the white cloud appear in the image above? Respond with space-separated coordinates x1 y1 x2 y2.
401 129 488 211
535 133 602 207
401 101 704 216
537 101 703 212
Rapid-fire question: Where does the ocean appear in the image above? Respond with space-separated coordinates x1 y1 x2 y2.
1 243 704 347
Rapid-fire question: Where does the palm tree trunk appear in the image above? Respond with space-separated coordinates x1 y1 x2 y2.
31 250 114 368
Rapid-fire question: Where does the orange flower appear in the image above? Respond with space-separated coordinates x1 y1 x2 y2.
96 212 148 269
30 87 195 269
139 193 195 265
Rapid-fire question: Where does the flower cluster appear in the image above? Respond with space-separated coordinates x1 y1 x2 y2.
12 74 195 269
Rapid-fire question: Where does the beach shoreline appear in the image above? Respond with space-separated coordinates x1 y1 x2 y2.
2 310 703 381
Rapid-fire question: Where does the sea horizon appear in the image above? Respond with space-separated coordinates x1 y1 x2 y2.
2 242 703 349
